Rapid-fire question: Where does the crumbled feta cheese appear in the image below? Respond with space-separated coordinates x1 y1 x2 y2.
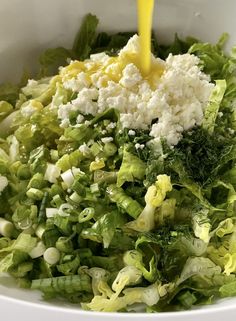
135 143 145 150
59 35 214 145
107 122 117 129
76 114 85 124
60 119 70 128
90 52 110 63
63 72 90 92
21 105 36 117
101 130 107 135
79 143 90 155
85 120 91 126
101 137 113 144
119 63 142 88
0 176 8 193
72 88 99 116
128 130 136 136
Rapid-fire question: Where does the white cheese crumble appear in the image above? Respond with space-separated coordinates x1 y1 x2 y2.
76 114 84 124
21 104 36 117
107 122 117 129
128 130 136 136
101 137 113 144
58 35 214 145
79 143 90 155
0 176 8 193
135 143 145 150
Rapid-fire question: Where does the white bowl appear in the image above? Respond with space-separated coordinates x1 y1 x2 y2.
0 0 236 320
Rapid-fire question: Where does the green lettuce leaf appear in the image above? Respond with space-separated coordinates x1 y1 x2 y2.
72 14 99 60
202 80 227 134
117 149 146 187
0 83 19 105
81 211 127 248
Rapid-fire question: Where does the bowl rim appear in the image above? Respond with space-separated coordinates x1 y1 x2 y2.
1 291 236 318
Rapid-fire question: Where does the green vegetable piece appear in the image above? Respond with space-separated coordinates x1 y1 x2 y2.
126 175 172 232
103 142 117 157
72 14 99 61
107 185 143 219
38 192 49 224
178 291 197 309
94 170 117 184
43 247 60 265
202 80 227 134
31 274 92 294
42 228 61 248
0 83 19 105
0 218 14 237
220 281 236 297
39 48 72 77
78 208 95 223
26 188 44 201
117 149 146 187
81 211 126 248
0 101 13 122
57 255 80 275
56 237 74 253
0 250 29 274
28 173 47 189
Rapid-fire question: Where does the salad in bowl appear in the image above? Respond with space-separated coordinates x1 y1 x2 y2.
0 12 236 313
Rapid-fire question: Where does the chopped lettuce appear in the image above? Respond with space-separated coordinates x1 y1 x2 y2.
117 149 146 187
202 80 227 134
126 175 172 232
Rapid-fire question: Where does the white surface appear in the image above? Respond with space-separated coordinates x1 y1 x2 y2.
0 0 236 82
0 0 236 320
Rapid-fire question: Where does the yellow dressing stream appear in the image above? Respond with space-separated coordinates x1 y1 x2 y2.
61 1 163 88
137 0 155 76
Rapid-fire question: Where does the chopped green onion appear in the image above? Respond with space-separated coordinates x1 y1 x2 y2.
51 194 64 207
61 169 75 188
78 208 95 223
103 142 117 157
44 163 61 183
38 192 49 224
31 274 92 294
90 183 99 194
35 224 46 239
94 170 117 184
57 255 80 275
42 227 61 248
26 188 44 200
69 192 82 204
0 218 14 237
56 236 74 253
107 185 143 219
90 142 103 156
29 241 46 259
43 247 60 265
50 149 59 162
58 203 72 217
46 208 58 218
